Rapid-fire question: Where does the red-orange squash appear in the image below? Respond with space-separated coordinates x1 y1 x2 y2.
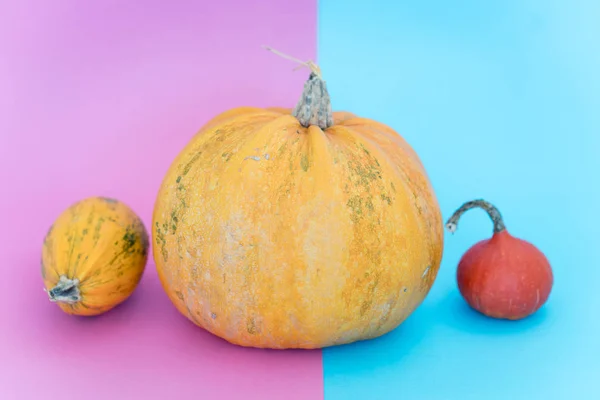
152 57 444 349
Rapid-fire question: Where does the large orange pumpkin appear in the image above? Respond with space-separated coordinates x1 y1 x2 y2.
152 56 444 349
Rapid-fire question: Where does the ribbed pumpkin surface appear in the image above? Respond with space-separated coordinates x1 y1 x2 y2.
42 197 149 316
152 105 443 349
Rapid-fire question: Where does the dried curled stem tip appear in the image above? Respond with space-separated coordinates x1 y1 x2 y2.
445 221 458 234
45 275 81 304
446 199 507 234
262 45 322 77
263 45 334 130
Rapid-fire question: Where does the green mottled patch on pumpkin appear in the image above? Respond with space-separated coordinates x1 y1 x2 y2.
100 197 118 204
360 143 370 156
71 252 83 274
347 196 363 223
277 142 287 156
300 154 309 172
380 193 392 205
359 270 380 316
93 216 105 245
155 224 168 262
348 159 381 188
221 152 233 162
86 209 95 225
170 210 179 233
247 318 258 335
136 221 150 251
122 231 137 252
182 152 202 176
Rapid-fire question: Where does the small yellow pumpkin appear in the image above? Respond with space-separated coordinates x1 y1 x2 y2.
42 197 149 316
152 51 444 348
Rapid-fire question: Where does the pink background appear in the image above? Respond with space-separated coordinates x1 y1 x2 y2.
0 1 321 399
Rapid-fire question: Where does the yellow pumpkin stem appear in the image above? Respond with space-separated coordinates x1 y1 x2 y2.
263 45 334 130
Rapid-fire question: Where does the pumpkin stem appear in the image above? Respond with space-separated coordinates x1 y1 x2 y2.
263 45 334 130
45 275 81 304
445 199 506 234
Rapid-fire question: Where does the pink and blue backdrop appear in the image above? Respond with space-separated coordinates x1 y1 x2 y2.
2 1 599 399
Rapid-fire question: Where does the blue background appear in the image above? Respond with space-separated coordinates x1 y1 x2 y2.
319 1 599 399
